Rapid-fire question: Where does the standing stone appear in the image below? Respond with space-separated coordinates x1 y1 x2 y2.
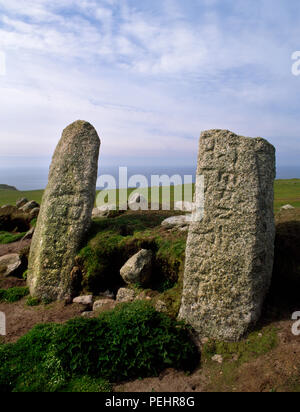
27 121 100 301
179 130 275 341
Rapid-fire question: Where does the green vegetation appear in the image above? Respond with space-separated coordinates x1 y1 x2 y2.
0 231 26 244
202 326 279 392
0 190 43 207
0 301 198 392
0 287 30 303
77 212 187 315
0 179 299 212
0 184 18 191
26 296 40 307
274 179 300 212
63 376 112 393
203 326 278 364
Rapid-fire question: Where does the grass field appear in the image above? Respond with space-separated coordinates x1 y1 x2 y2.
0 179 299 212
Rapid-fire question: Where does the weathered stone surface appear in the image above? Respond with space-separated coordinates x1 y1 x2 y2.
179 129 276 341
93 298 116 312
16 198 28 208
27 121 100 301
120 249 152 286
116 288 136 303
0 206 31 232
73 295 93 305
0 254 22 277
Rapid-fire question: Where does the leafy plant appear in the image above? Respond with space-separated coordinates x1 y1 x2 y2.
0 301 198 392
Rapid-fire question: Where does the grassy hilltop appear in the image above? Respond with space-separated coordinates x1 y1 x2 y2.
0 179 299 212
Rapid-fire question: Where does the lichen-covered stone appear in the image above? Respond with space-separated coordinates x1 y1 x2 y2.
0 253 22 277
27 121 100 301
179 129 276 341
120 249 152 286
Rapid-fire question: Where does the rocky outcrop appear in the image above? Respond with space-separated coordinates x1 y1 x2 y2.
0 206 31 232
27 121 101 301
179 129 276 341
116 288 136 303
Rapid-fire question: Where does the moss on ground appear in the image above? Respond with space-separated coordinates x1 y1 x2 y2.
0 231 26 244
202 326 278 363
0 287 29 303
202 326 278 392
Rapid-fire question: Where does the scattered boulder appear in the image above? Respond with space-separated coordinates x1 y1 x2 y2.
20 201 40 213
93 298 116 312
120 249 152 286
128 193 148 210
212 355 223 364
179 129 276 341
27 120 101 301
0 254 22 277
16 198 28 209
280 204 295 211
0 205 31 232
161 215 192 229
73 295 93 306
116 288 136 303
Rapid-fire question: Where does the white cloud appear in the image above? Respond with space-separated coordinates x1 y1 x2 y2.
0 0 299 170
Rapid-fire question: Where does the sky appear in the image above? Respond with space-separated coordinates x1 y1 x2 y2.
0 0 300 174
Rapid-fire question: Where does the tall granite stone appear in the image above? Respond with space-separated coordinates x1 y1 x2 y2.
179 130 275 341
27 121 100 301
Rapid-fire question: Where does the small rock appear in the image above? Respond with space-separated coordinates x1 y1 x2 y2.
161 215 192 228
73 295 93 306
116 288 136 303
120 249 152 286
100 290 114 299
81 311 95 318
16 198 28 209
155 300 168 313
93 298 116 311
280 204 295 210
20 201 40 213
0 254 22 277
212 354 223 364
128 193 148 210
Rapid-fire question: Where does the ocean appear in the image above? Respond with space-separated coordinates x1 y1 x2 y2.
0 165 299 191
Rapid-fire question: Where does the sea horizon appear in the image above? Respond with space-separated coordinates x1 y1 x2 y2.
0 165 299 192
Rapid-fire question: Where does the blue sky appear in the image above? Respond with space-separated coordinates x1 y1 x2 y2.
0 0 300 171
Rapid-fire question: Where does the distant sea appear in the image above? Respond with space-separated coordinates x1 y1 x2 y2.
0 165 299 191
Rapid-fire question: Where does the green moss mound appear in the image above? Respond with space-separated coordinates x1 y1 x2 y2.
0 287 29 303
0 231 26 244
202 326 278 364
0 301 198 392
